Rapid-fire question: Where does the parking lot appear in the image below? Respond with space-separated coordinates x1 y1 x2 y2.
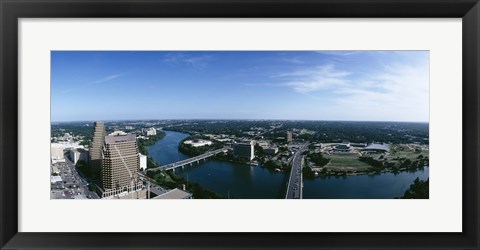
51 159 99 199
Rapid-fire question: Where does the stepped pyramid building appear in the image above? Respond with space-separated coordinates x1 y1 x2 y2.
89 122 145 199
89 122 105 172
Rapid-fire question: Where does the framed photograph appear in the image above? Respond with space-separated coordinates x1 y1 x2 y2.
1 0 479 249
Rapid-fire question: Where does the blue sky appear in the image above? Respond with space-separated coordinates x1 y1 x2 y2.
51 51 429 122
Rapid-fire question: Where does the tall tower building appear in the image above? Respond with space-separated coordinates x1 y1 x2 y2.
101 133 141 194
89 121 105 172
233 141 255 161
286 131 293 143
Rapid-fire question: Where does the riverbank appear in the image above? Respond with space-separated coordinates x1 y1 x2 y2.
138 131 166 169
138 131 166 155
148 130 288 198
304 164 429 180
146 169 225 199
175 135 262 168
149 130 429 199
303 166 430 199
303 151 429 179
146 131 228 198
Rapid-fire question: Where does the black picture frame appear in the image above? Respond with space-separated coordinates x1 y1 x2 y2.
1 0 479 249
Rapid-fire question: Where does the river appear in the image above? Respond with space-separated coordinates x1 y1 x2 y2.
148 130 429 199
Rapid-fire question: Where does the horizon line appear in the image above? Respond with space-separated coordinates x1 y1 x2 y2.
51 118 430 124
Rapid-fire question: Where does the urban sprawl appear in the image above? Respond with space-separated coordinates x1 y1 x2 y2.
51 120 429 199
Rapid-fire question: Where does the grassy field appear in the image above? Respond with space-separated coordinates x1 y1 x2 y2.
389 144 429 161
313 144 429 173
324 155 372 172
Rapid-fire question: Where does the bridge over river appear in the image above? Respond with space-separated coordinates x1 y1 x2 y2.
285 143 309 199
145 147 229 172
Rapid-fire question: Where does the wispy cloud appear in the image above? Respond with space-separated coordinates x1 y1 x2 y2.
93 73 124 84
60 73 125 94
245 57 429 121
315 51 363 56
332 63 429 121
163 53 212 68
283 56 305 64
266 64 351 93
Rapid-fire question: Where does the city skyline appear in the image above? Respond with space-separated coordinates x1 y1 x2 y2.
52 51 429 122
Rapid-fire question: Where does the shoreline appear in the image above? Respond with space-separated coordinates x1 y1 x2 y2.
307 165 429 179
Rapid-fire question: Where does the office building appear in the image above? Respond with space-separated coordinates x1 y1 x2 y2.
89 121 106 171
257 141 270 149
264 147 279 155
70 148 89 165
143 127 157 136
50 143 64 161
286 131 293 143
233 141 255 161
101 133 142 196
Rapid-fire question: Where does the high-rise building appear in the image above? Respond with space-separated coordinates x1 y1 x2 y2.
70 148 89 165
286 131 293 143
101 133 141 193
89 122 105 171
233 141 255 161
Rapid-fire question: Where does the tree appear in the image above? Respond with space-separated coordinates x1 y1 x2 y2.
308 152 330 167
302 167 316 179
401 177 429 199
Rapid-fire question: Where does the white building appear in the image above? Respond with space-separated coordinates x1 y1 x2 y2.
215 138 232 142
69 148 89 164
50 175 63 184
257 141 270 149
51 143 65 161
109 130 127 136
183 139 213 147
143 127 157 136
56 141 80 150
139 153 147 171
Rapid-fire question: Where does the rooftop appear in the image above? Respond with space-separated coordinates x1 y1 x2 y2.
153 188 192 199
104 134 136 144
364 143 390 152
235 141 254 146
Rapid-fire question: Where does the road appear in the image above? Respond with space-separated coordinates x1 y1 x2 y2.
285 143 308 199
63 158 100 199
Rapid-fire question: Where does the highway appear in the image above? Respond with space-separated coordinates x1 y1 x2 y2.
285 143 308 199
